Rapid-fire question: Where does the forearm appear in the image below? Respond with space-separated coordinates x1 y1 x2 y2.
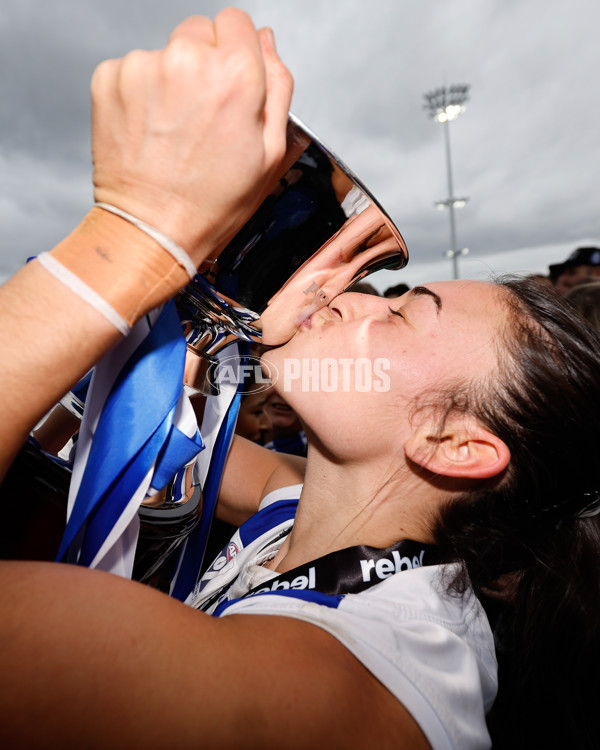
0 260 115 477
0 561 429 749
217 435 306 525
0 210 190 479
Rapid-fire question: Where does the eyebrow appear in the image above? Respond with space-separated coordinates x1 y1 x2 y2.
409 286 442 314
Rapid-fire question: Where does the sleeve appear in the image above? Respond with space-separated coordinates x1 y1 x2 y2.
217 565 497 750
258 484 303 510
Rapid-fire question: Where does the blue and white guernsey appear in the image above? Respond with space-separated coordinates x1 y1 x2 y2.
186 485 304 614
186 485 498 750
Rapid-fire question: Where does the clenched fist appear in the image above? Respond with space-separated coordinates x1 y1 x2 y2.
91 8 293 269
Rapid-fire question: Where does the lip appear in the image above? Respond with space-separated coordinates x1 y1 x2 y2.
300 305 338 331
270 401 292 413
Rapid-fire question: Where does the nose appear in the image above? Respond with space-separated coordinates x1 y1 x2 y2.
329 291 390 321
259 410 272 432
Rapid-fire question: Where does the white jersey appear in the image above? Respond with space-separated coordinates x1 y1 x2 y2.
186 486 497 750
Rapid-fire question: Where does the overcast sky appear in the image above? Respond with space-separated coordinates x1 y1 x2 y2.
1 0 598 290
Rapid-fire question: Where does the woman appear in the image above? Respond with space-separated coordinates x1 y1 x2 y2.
208 275 600 749
1 9 599 749
234 379 272 444
262 389 308 456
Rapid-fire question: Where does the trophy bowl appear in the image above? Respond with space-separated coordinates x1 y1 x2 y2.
176 113 408 381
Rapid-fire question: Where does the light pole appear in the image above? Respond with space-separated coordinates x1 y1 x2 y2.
444 247 470 268
423 84 470 279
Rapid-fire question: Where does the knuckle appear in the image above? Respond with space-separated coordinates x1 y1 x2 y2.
221 47 262 91
90 58 118 97
163 37 205 79
118 49 155 90
276 63 294 93
172 15 213 36
121 54 160 110
122 48 152 70
216 7 252 25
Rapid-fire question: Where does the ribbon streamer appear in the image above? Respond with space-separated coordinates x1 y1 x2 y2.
170 344 247 601
56 301 203 569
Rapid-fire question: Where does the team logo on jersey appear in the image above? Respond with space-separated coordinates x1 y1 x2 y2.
227 542 240 561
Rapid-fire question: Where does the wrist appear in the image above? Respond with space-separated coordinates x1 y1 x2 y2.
49 207 193 325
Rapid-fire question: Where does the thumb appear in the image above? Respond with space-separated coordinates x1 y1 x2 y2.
258 26 294 164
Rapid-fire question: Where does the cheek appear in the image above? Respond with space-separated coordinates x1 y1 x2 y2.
270 411 298 430
235 413 251 435
384 340 447 400
262 336 304 381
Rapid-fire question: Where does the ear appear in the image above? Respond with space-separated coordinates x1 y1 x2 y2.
405 415 510 480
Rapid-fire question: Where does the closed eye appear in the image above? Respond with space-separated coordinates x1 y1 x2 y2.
389 306 405 319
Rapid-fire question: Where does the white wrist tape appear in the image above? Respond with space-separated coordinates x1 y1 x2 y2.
95 202 197 279
36 252 131 336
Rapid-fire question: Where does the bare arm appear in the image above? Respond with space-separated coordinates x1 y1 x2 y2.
0 9 292 482
217 435 306 526
0 260 121 478
0 561 430 750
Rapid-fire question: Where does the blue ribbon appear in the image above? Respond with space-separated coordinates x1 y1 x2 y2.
71 370 93 404
170 344 248 601
56 301 203 566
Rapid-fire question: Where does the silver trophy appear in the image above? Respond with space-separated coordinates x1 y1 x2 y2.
176 114 408 392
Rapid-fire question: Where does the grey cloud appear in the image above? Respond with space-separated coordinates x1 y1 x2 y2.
0 0 598 283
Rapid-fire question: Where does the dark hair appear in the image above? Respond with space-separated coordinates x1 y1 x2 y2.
433 276 600 748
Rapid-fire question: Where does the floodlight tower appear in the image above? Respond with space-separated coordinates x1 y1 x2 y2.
423 84 470 279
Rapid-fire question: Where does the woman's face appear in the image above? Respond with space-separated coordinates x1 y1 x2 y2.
264 280 505 458
235 386 271 443
265 390 303 436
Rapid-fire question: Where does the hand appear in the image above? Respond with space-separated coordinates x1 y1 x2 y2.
91 8 293 268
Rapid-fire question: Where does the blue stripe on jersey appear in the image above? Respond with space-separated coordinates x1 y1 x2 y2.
213 588 344 617
237 498 299 547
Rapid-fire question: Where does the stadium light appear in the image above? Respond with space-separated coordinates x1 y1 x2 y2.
423 84 470 279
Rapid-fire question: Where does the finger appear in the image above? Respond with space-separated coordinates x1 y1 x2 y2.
90 57 125 139
91 57 121 104
168 15 216 46
212 8 269 132
258 27 294 163
102 48 160 125
213 7 262 57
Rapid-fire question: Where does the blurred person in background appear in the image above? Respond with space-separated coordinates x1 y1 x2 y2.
235 376 272 444
566 281 600 335
262 389 308 457
346 281 380 295
383 282 411 298
549 246 600 295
